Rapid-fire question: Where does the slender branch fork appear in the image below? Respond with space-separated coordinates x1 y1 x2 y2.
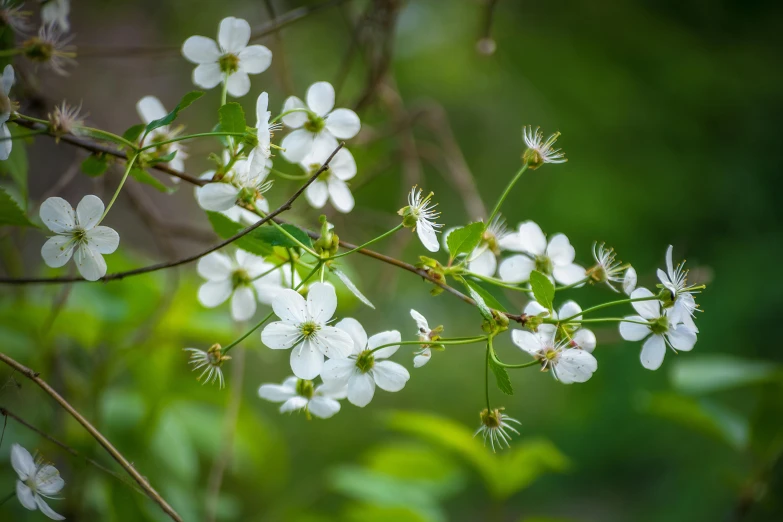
0 353 183 522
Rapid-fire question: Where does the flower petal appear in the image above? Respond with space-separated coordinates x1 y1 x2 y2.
306 81 335 117
511 329 542 356
258 383 296 402
182 36 220 64
34 465 64 496
307 282 337 323
498 255 535 283
218 17 251 53
413 349 431 368
198 280 233 308
193 63 223 89
368 330 401 359
546 233 575 265
261 321 301 349
281 96 307 128
281 128 315 163
41 236 75 268
524 300 549 317
640 334 666 370
307 397 341 419
231 286 256 321
417 223 440 252
197 182 239 211
558 300 582 321
665 245 675 280
40 197 75 233
74 243 107 281
623 267 637 295
290 339 324 379
226 71 251 98
330 148 357 180
554 349 597 384
516 221 547 255
327 177 354 213
630 287 660 319
238 45 272 74
572 328 597 353
410 310 429 332
305 180 329 209
11 444 35 479
667 324 697 352
372 360 410 392
272 288 307 323
2 64 14 96
347 372 375 407
0 124 11 160
16 481 36 510
619 315 650 341
315 326 354 359
136 95 167 124
336 318 368 354
325 108 361 139
197 252 233 281
468 249 497 277
321 358 356 387
279 396 309 414
553 263 586 286
85 226 119 254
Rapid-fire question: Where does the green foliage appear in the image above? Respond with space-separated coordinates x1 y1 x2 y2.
458 277 492 320
207 211 313 256
146 149 178 166
254 224 314 251
218 102 247 134
81 153 110 177
460 277 506 312
529 270 554 311
488 352 514 395
446 222 483 258
670 355 780 395
0 126 29 203
121 123 146 144
130 167 175 193
145 91 204 135
0 187 35 226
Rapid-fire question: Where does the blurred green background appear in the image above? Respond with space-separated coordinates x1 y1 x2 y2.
1 0 782 521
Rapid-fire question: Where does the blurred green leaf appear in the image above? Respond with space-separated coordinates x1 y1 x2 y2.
364 443 464 491
461 278 507 312
146 149 177 166
254 224 314 251
81 153 110 177
145 91 204 135
332 267 375 309
218 102 246 134
0 126 29 203
670 355 779 394
121 123 146 144
459 277 492 320
529 271 554 311
130 168 175 193
488 351 514 395
446 222 483 258
151 405 199 482
342 504 431 522
0 187 34 226
207 211 273 256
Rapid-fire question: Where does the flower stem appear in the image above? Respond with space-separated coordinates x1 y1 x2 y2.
465 271 531 292
137 131 246 152
486 163 528 228
555 277 590 291
369 336 488 354
99 152 139 223
0 129 47 141
270 168 311 181
555 293 663 324
78 126 139 149
485 338 492 411
220 74 229 107
270 107 313 124
569 317 650 325
0 49 21 57
330 224 404 259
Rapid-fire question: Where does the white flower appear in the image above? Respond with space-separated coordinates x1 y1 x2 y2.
321 318 409 407
182 17 272 98
196 152 272 212
657 245 699 332
410 309 442 368
11 444 65 520
619 287 697 371
498 221 585 285
197 250 287 321
0 1 32 34
253 92 281 160
24 24 75 75
400 187 442 252
511 326 598 384
261 282 354 379
522 125 566 167
40 0 70 32
136 95 188 177
258 376 344 419
587 243 630 292
280 81 361 163
300 139 357 213
623 266 637 296
39 195 120 281
0 64 15 160
523 300 596 352
443 216 509 277
474 408 521 452
184 344 231 388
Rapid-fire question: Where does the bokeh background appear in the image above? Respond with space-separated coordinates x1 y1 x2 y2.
1 0 782 521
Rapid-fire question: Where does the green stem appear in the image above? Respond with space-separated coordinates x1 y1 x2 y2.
138 132 246 152
0 490 14 505
485 338 492 411
569 317 650 325
254 207 319 257
369 336 488 354
556 277 590 291
556 293 662 324
270 108 313 124
488 335 541 369
220 74 229 107
99 152 139 223
78 126 138 149
0 129 47 141
330 224 404 259
465 271 531 292
270 169 311 181
0 49 21 57
486 163 528 228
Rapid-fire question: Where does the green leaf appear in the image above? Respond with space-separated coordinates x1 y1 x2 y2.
206 211 273 257
253 224 313 251
130 168 175 193
145 91 204 135
670 355 780 395
461 278 507 312
0 125 29 204
0 187 35 227
121 123 146 144
81 153 110 177
218 102 247 134
488 352 513 395
146 150 178 166
529 270 555 311
458 277 492 320
446 222 484 258
332 268 375 309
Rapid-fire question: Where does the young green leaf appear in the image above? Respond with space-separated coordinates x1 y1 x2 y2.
488 351 514 395
206 212 273 257
529 270 555 311
146 150 177 166
461 278 507 312
0 187 35 227
458 277 493 321
253 224 313 250
446 222 484 258
145 91 204 135
81 153 109 177
218 102 247 134
130 168 175 194
122 123 146 144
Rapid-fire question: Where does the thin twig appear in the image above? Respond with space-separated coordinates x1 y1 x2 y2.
0 354 183 521
0 144 344 284
262 0 295 95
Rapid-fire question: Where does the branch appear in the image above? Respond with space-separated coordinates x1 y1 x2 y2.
0 144 344 285
0 354 182 521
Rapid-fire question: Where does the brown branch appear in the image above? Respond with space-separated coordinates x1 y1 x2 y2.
0 354 183 521
0 144 344 285
0 406 144 495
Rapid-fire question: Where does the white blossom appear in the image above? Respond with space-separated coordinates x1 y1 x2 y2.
196 152 272 212
136 95 188 176
522 125 566 167
11 444 65 520
619 287 697 371
40 0 70 32
524 300 596 352
587 243 630 292
280 81 361 163
410 309 441 368
261 283 354 379
623 266 637 296
184 344 231 388
498 221 585 285
259 376 344 419
474 408 521 452
400 187 442 253
657 245 699 332
39 195 119 281
322 318 409 407
182 17 272 98
511 326 598 384
300 139 357 213
0 64 15 160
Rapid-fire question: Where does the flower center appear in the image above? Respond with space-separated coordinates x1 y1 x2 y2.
72 227 87 242
543 347 559 361
300 321 319 339
231 268 251 288
356 350 375 373
218 53 240 74
587 264 607 283
295 378 315 399
535 255 553 275
22 38 54 63
480 408 501 428
649 316 669 335
304 115 325 134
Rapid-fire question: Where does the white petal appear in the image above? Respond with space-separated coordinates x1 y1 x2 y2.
498 255 535 283
554 349 597 384
306 282 337 323
281 96 307 128
74 243 107 281
368 330 401 359
218 16 251 53
372 360 409 392
281 128 315 163
667 325 697 352
193 63 223 89
40 197 75 233
630 287 660 319
11 444 35 479
2 64 14 95
315 326 354 359
330 148 357 180
0 124 11 160
657 268 672 288
272 288 308 323
524 300 549 317
261 321 301 349
619 315 651 341
327 177 354 213
258 383 296 402
197 252 232 281
136 95 167 124
332 269 374 309
553 263 586 286
238 45 272 74
197 183 239 211
306 81 335 117
571 329 596 353
417 223 440 252
410 309 429 332
665 245 675 280
85 226 119 254
640 335 666 370
41 236 75 268
290 339 324 380
182 36 220 64
623 267 637 295
198 280 233 308
546 233 575 265
468 249 497 277
347 372 375 407
231 286 256 321
34 466 64 496
516 221 547 255
305 180 329 209
336 317 368 354
316 380 348 400
321 357 356 387
558 300 582 321
511 329 542 356
325 108 361 139
413 350 431 368
16 481 36 510
307 397 341 419
226 71 251 98
279 396 309 413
